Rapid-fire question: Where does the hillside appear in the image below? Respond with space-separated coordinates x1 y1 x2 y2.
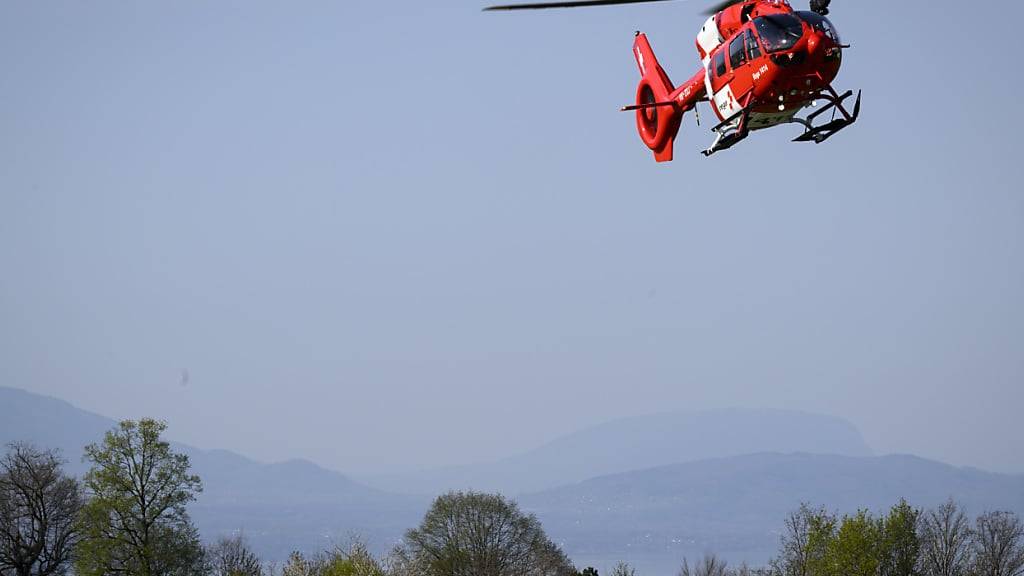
0 386 426 559
520 452 1024 574
366 408 872 494
3 387 1023 573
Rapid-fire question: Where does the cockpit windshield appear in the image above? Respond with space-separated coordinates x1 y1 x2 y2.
796 11 841 44
753 14 804 53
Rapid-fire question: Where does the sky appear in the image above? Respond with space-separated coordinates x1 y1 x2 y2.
1 0 1022 477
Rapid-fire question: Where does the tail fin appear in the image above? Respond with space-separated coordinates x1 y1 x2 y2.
630 33 709 162
632 33 681 162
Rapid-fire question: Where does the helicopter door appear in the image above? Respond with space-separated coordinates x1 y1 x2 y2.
726 33 754 101
707 48 740 122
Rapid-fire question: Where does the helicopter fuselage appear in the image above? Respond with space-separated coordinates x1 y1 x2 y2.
699 1 843 128
629 0 859 160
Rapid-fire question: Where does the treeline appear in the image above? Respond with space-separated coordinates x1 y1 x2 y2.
0 418 579 576
2 418 1023 576
770 500 1023 576
652 500 1024 576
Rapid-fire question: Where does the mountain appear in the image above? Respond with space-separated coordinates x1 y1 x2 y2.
364 409 873 495
519 452 1024 575
0 387 426 560
4 387 1023 574
0 386 113 476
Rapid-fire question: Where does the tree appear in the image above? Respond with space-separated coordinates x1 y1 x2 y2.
609 563 636 576
828 510 882 576
208 534 263 576
805 506 839 576
0 443 82 576
679 554 728 576
279 542 385 576
404 491 577 576
579 568 599 576
383 544 426 576
281 551 313 576
971 512 1024 576
75 419 205 576
920 500 973 576
773 504 836 576
880 500 921 576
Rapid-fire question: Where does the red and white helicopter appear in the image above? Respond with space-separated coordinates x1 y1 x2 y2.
485 0 860 162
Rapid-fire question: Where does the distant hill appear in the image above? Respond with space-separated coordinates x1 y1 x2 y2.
0 386 113 476
0 387 426 559
519 452 1024 574
365 409 873 494
4 387 1023 574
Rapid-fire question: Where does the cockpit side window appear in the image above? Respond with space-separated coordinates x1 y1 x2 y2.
746 29 761 60
713 50 727 78
729 34 747 70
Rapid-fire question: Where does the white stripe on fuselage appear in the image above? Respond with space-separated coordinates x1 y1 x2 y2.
712 84 743 122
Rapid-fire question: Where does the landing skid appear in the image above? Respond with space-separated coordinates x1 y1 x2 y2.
790 86 861 144
703 107 751 157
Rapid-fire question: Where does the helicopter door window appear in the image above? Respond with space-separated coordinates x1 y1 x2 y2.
713 50 727 78
729 35 747 70
746 29 762 60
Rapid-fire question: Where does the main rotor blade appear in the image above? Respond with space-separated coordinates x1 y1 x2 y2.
484 0 677 11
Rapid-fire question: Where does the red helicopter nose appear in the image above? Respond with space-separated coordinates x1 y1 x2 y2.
805 27 841 84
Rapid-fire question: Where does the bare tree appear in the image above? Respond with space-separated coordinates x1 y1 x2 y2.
771 504 836 576
920 500 973 576
0 443 82 576
208 534 263 576
679 554 729 576
383 544 427 576
610 562 637 576
971 512 1024 576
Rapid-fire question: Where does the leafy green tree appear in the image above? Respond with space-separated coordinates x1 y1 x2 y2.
579 568 599 576
405 491 576 576
879 500 921 576
804 507 838 576
774 504 836 576
828 510 882 576
75 419 205 576
280 543 385 576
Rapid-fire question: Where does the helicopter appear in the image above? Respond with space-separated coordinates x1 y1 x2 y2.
484 0 860 161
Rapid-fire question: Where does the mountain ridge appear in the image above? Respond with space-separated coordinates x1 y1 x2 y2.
4 386 1022 574
519 451 1024 573
364 407 873 495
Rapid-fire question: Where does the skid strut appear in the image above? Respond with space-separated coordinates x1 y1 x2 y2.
791 85 861 144
703 94 754 157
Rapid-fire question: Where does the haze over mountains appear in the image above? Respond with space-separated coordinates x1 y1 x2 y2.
521 453 1024 573
0 386 426 558
364 408 872 494
3 386 1022 573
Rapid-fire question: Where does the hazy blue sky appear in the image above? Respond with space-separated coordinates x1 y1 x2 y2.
2 0 1021 476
